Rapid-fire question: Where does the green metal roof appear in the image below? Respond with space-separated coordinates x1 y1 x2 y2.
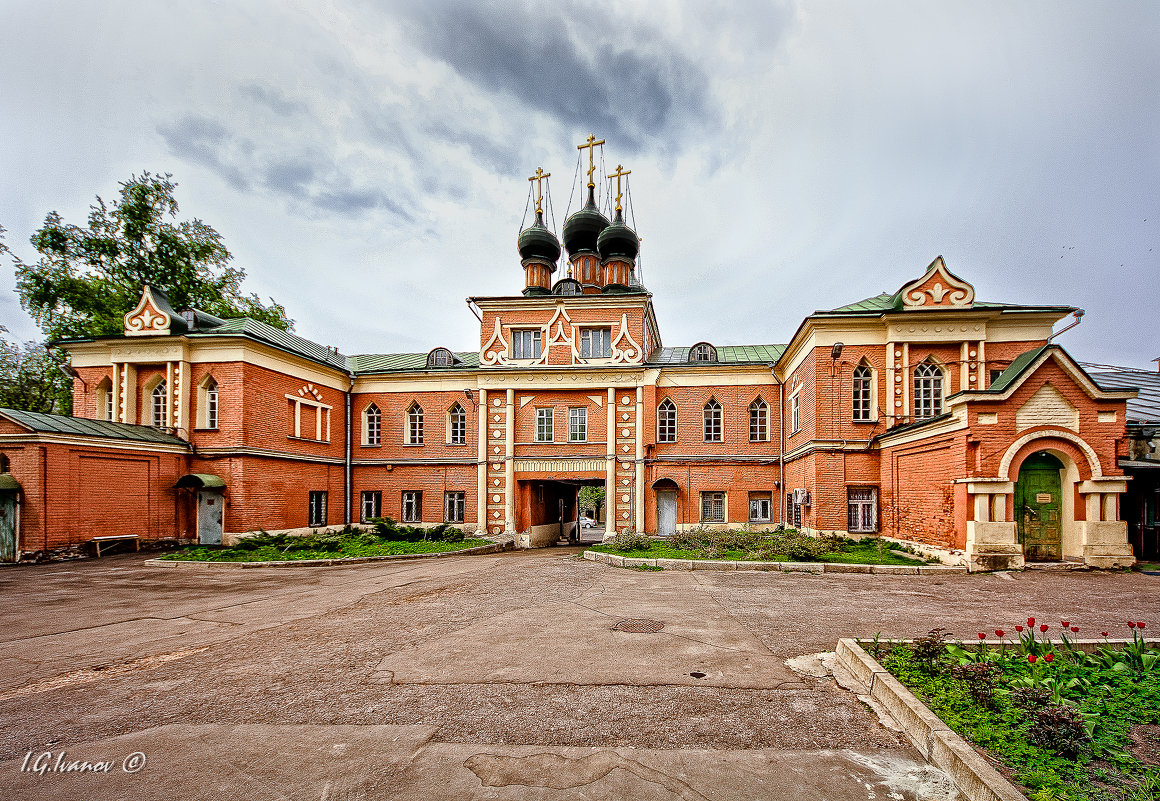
176 473 226 489
190 318 349 370
347 352 481 374
820 293 1074 316
0 474 20 491
648 344 787 365
984 345 1050 393
0 408 189 446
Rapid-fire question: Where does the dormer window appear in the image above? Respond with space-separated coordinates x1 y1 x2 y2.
512 329 542 360
689 343 717 363
427 348 455 368
580 328 612 358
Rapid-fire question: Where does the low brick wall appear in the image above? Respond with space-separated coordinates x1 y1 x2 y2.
582 550 967 574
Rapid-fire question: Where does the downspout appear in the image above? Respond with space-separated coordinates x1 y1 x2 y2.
40 445 48 552
770 364 785 528
345 372 353 525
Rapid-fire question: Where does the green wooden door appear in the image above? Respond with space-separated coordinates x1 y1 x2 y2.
1015 452 1063 561
0 492 16 563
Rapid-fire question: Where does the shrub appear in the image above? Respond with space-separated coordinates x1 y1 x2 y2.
1028 704 1090 758
607 531 653 552
952 662 1001 708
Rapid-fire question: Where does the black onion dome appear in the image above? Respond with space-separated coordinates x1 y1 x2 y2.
596 209 639 260
517 212 561 263
562 189 610 254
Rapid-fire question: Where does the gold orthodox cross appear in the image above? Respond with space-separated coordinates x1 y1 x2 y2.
528 167 550 215
607 164 631 213
577 134 606 190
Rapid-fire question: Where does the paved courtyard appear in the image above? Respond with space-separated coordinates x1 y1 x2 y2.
0 549 1156 800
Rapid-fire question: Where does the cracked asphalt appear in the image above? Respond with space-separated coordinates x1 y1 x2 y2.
0 549 1155 799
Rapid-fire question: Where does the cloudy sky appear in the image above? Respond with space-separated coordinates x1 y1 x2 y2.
1 0 1157 367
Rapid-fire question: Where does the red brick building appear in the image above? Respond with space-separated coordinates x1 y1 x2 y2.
0 164 1140 570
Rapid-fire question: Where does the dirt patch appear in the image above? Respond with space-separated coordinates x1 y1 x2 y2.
1127 723 1160 767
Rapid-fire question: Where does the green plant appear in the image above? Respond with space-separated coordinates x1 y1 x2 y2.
912 628 951 674
1028 704 1090 758
607 531 652 552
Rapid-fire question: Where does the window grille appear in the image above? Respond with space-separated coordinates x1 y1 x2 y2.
361 490 381 522
402 491 422 523
689 343 717 362
309 491 328 527
847 487 878 533
701 491 725 522
444 491 465 523
749 492 771 522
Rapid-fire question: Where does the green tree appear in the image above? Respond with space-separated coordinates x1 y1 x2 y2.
7 172 292 343
0 326 73 414
579 486 605 520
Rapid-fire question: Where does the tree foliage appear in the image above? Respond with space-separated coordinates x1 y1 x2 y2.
579 486 605 516
8 172 292 343
0 327 73 414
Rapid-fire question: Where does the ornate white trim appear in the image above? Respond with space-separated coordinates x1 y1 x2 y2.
481 318 511 366
900 256 975 310
997 428 1103 480
609 313 643 364
124 286 172 336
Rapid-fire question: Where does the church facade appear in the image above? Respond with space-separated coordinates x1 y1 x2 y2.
0 153 1140 570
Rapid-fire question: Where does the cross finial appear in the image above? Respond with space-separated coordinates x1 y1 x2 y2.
528 167 550 215
607 164 631 214
577 134 606 191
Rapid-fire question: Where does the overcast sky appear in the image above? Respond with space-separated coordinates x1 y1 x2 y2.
1 0 1157 368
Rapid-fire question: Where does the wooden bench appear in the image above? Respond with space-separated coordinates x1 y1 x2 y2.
90 535 140 557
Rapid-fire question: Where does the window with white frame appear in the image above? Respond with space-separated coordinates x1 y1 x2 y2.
361 490 381 522
512 329 542 359
913 361 943 419
749 491 772 522
580 328 611 358
309 491 328 527
700 491 725 522
703 398 722 442
406 403 424 444
98 378 113 421
749 397 768 442
151 380 167 428
444 491 465 523
363 403 381 446
852 364 872 422
204 378 218 429
447 403 466 445
657 398 676 443
536 407 554 442
847 487 878 533
402 491 422 523
790 392 800 433
568 407 587 442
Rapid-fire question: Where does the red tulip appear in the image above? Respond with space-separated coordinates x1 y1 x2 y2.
1039 624 1049 633
995 629 1005 637
1061 620 1070 628
1044 653 1055 662
1129 622 1137 629
1028 654 1037 663
978 632 986 640
1015 625 1024 632
1101 631 1109 637
1070 626 1079 634
1027 617 1035 627
1139 622 1147 630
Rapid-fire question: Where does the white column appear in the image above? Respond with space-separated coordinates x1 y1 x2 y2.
901 342 910 420
476 388 487 533
165 361 175 428
974 493 990 523
112 363 122 422
635 385 644 534
1103 493 1117 521
606 387 615 532
504 388 514 533
1086 493 1102 522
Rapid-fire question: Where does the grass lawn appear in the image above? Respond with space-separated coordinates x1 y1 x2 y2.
870 629 1160 800
590 532 931 566
160 526 491 562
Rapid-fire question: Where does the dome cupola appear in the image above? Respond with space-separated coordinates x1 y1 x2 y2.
597 208 638 260
562 187 610 255
517 211 561 263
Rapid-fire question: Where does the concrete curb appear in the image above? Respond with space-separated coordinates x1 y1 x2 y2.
834 637 1027 801
145 542 511 569
582 549 966 574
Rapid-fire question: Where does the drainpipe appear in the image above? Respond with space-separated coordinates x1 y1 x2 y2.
344 373 353 525
770 364 785 528
40 445 48 552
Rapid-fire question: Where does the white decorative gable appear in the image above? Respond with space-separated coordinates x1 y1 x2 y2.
1016 383 1079 432
124 285 174 336
899 256 975 310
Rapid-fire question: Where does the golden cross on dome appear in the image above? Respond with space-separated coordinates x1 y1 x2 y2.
607 164 631 213
528 167 550 215
577 134 606 190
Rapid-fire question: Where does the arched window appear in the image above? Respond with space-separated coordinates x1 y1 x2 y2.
195 376 219 429
363 403 381 446
427 348 455 368
657 398 676 443
852 364 872 422
0 453 9 473
151 381 167 428
913 361 943 419
688 342 717 363
703 398 722 442
748 397 768 442
447 402 466 445
97 377 113 421
406 403 424 445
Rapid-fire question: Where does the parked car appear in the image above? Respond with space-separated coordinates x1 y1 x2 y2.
580 515 596 528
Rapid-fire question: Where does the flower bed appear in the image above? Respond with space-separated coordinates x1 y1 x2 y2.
867 621 1160 800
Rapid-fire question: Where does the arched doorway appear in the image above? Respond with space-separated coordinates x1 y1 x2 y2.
1015 452 1063 561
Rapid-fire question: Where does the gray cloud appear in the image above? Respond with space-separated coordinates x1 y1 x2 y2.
157 116 252 191
238 83 306 116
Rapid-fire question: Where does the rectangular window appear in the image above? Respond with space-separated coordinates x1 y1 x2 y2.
536 407 554 442
103 388 113 421
790 393 800 433
852 368 872 422
989 368 1003 386
847 487 878 533
749 492 771 523
206 386 218 429
569 407 587 442
361 490 381 523
512 329 542 359
444 491 465 523
308 491 328 527
700 491 726 523
579 328 612 358
402 491 422 524
448 405 466 445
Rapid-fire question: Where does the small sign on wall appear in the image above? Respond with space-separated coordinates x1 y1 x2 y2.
1036 493 1052 504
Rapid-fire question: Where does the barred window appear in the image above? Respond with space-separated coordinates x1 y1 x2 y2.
406 403 424 444
852 365 872 422
309 491 328 527
569 407 587 442
361 490 381 522
536 408 554 442
703 398 722 442
700 491 726 522
749 397 768 442
657 399 676 443
786 492 802 528
512 329 542 359
580 328 611 358
151 381 167 427
749 491 771 522
444 491 465 523
913 362 943 419
364 403 381 446
448 403 466 445
847 487 878 533
402 491 422 523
